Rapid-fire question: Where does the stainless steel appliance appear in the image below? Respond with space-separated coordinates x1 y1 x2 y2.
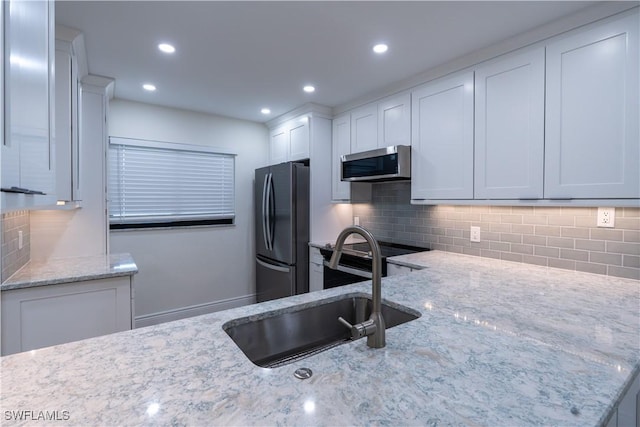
341 145 411 182
319 240 428 289
255 162 309 302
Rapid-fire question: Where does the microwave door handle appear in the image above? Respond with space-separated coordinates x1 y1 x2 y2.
262 173 270 251
266 172 274 250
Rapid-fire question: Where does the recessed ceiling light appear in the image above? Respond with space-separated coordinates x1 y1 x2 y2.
158 43 175 54
373 44 388 54
261 108 271 115
143 84 156 92
303 85 315 93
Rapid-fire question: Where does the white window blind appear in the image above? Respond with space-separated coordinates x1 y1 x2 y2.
108 137 235 226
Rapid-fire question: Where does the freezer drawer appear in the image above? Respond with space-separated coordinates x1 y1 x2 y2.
256 257 296 303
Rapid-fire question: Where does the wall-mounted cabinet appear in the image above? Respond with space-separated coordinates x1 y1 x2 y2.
410 9 639 206
54 26 88 204
474 47 545 200
269 116 310 164
378 93 411 148
347 93 411 155
350 103 378 153
544 12 639 200
1 0 56 210
330 93 410 202
411 71 474 201
331 113 351 201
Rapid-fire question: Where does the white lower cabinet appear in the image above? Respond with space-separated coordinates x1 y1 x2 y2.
606 371 639 427
1 276 133 356
387 263 422 276
309 247 324 292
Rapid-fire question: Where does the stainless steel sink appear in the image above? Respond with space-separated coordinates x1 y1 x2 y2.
222 293 421 368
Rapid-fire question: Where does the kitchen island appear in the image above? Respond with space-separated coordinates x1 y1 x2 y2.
1 251 638 426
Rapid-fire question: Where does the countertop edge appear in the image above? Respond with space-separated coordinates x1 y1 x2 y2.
0 253 138 291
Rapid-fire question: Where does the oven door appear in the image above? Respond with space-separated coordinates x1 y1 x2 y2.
322 261 371 290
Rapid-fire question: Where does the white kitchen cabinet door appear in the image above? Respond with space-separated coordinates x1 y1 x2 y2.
387 263 413 276
378 93 411 148
332 113 351 201
350 103 378 153
288 119 310 161
545 12 639 199
474 47 545 200
270 126 288 165
269 117 311 165
309 247 324 292
1 276 133 356
411 71 474 200
55 41 82 202
1 0 56 206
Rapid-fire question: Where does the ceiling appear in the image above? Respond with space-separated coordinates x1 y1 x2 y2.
55 1 602 123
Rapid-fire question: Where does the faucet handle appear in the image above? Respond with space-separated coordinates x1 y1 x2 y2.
338 316 376 340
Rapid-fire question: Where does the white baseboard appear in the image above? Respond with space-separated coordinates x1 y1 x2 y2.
134 294 256 328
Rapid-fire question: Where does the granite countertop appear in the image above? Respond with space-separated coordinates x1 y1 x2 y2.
1 251 638 426
0 253 138 291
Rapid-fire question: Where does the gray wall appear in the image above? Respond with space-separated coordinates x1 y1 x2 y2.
108 99 269 327
353 182 640 280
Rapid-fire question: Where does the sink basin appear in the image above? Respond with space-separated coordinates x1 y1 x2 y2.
222 292 421 368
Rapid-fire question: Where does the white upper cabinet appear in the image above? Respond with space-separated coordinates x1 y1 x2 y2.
55 26 87 203
378 93 411 148
269 116 310 164
331 113 351 201
474 47 545 200
288 119 310 161
545 12 639 199
2 0 56 208
350 103 378 153
411 71 474 200
269 126 288 165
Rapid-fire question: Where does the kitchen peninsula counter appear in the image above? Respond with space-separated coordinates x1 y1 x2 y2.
1 251 638 426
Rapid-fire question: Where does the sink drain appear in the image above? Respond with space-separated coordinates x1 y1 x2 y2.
294 367 313 380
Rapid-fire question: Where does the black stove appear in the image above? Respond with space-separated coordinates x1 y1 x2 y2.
319 241 429 289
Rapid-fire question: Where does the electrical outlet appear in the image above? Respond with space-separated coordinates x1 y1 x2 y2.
18 231 23 250
470 226 481 242
597 207 615 228
354 216 360 226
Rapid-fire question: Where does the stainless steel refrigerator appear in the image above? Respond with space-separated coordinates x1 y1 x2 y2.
255 162 309 303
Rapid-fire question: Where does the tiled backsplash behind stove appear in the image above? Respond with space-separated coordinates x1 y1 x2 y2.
352 182 640 280
1 210 31 282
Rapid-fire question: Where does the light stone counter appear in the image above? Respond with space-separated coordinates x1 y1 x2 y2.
1 251 638 426
0 253 138 291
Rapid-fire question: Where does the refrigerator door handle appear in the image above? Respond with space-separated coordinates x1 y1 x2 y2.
266 172 274 251
261 173 270 251
257 257 291 273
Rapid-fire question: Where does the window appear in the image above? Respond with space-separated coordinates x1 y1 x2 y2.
108 137 235 229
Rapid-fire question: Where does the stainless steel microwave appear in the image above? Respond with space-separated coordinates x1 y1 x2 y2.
341 145 411 182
